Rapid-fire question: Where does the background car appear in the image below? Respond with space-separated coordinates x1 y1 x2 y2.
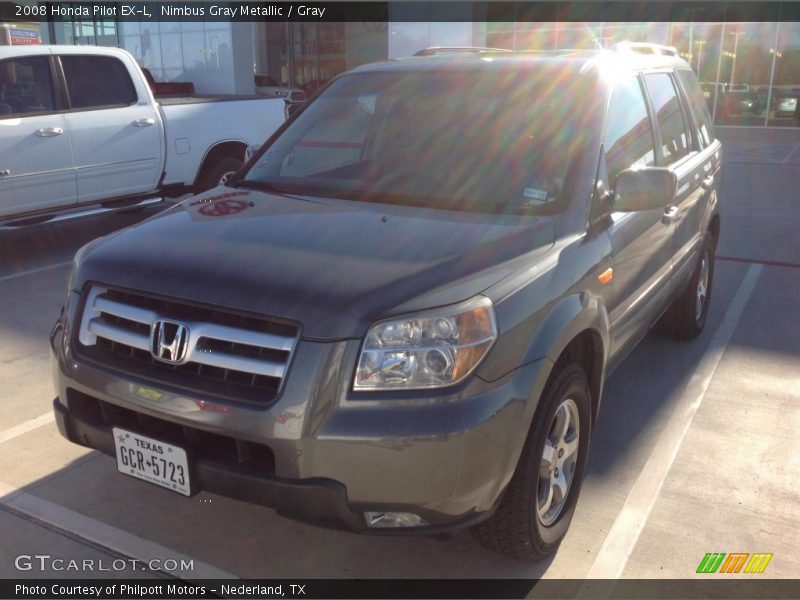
775 88 800 119
723 84 759 116
700 81 726 113
254 74 306 102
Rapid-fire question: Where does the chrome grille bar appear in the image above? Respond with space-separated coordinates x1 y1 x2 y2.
191 323 295 352
189 349 286 378
88 320 150 351
94 296 158 325
76 286 299 399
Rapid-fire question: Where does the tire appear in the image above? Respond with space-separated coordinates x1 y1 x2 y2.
471 361 592 562
659 232 715 340
196 156 243 193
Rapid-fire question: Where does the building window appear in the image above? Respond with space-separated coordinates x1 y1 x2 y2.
770 22 800 127
712 23 778 127
49 4 120 47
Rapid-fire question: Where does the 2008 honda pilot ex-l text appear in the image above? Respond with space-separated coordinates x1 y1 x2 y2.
51 44 721 561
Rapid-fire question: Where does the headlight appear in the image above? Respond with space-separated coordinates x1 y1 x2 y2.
354 296 497 391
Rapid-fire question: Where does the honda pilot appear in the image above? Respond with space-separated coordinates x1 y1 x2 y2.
51 45 721 561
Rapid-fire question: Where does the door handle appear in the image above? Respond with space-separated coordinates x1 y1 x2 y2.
132 118 155 127
35 127 63 137
701 175 714 190
662 205 679 225
0 169 10 178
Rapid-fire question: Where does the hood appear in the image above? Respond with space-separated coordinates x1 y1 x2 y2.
74 188 555 340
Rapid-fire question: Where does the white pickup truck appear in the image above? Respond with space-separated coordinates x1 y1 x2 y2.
0 45 287 222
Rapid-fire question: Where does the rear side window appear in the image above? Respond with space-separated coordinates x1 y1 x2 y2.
644 73 692 166
61 55 137 110
0 56 55 119
603 75 656 183
675 69 714 148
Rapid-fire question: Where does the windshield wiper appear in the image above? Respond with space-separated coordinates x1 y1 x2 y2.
233 180 292 193
233 179 320 199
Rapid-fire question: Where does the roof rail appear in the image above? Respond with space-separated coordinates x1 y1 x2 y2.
613 42 680 57
413 46 512 57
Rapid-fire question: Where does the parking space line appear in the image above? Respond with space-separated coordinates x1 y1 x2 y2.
0 261 71 284
717 255 800 270
0 480 237 579
583 263 763 582
781 143 800 164
0 413 54 445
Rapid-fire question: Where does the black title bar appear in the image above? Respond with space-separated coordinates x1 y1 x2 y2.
3 579 800 600
2 1 800 23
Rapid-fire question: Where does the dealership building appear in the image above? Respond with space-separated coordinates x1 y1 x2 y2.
2 2 799 130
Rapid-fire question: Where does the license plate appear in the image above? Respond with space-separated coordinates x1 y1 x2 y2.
113 427 191 496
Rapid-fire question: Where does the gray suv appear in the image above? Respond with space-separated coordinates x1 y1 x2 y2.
51 46 721 561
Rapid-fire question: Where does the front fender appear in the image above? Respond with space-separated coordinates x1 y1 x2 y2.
523 291 610 421
530 292 610 368
478 290 610 385
477 286 611 436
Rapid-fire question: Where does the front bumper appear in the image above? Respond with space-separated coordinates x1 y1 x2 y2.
52 318 549 533
53 397 365 531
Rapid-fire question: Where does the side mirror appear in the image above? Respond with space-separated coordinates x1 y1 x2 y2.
284 100 303 119
244 144 261 162
613 167 676 212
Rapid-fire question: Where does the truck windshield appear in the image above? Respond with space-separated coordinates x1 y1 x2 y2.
242 67 583 213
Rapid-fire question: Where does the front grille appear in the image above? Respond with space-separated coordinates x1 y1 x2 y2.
67 389 275 473
74 286 300 406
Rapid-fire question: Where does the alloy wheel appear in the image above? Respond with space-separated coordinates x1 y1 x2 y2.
696 252 709 322
537 398 580 526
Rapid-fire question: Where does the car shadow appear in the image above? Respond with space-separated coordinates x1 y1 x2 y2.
0 451 554 578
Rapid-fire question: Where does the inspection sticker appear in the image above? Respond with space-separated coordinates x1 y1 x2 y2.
522 187 549 201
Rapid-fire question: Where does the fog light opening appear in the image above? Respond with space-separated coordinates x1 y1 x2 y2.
364 512 430 528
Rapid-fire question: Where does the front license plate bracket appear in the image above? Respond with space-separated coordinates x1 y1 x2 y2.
112 427 193 496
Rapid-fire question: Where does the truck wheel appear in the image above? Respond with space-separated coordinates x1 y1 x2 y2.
471 361 591 561
659 232 715 340
197 156 243 192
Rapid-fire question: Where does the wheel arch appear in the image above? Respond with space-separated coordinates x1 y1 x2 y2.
525 293 610 425
554 329 605 425
708 212 721 247
193 139 248 187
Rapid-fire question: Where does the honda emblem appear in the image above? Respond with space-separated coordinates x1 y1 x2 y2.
150 320 189 364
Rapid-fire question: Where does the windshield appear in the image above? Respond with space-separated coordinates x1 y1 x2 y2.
243 67 584 213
